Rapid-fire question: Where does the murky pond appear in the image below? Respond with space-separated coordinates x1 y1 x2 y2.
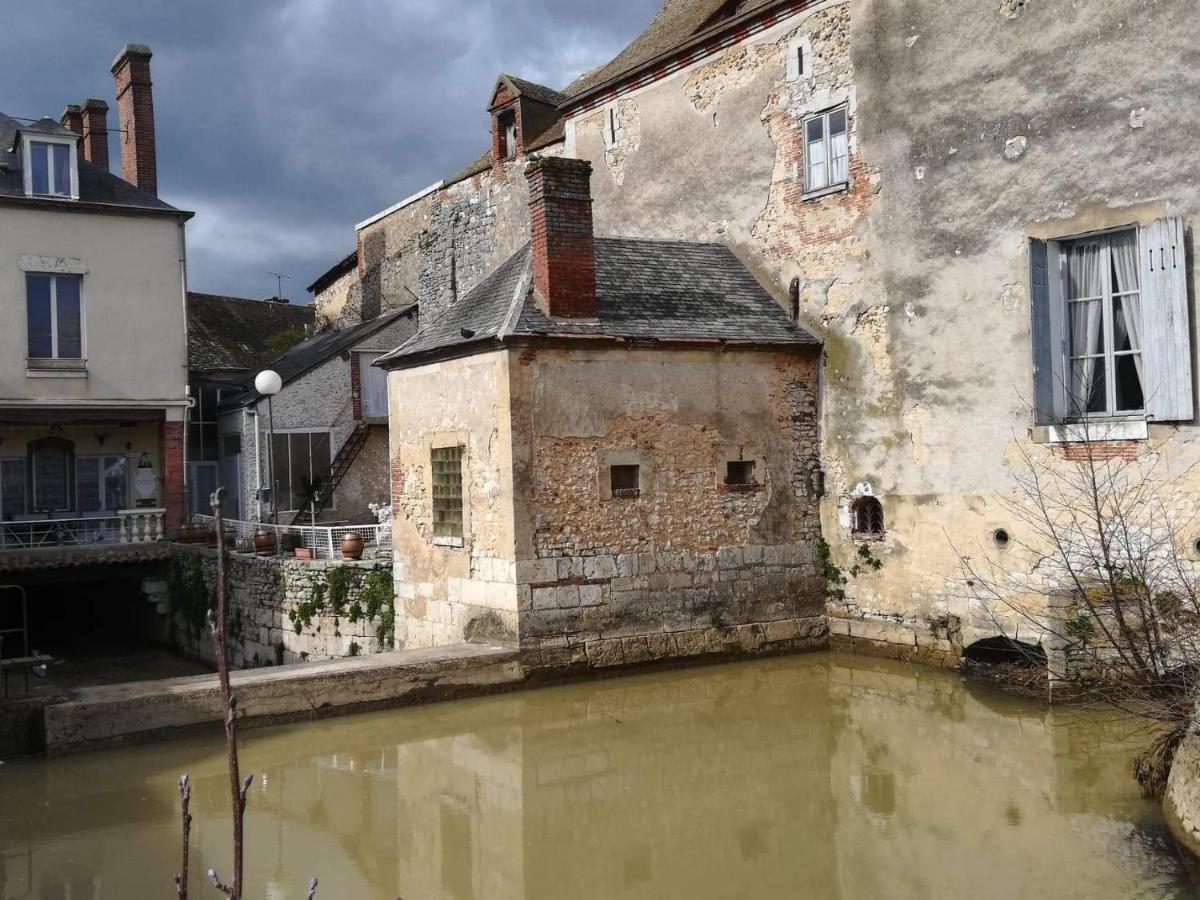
1 653 1196 899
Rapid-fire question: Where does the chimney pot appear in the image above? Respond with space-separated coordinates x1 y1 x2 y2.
81 98 109 171
111 43 156 195
61 105 83 135
525 157 597 319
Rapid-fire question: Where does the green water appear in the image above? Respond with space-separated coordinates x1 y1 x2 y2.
0 653 1196 899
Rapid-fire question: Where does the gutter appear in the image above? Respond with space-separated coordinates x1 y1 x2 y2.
0 194 194 220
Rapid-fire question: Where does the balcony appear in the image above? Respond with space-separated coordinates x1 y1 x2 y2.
0 509 168 573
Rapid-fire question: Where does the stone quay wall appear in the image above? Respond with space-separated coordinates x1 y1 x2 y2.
167 546 393 669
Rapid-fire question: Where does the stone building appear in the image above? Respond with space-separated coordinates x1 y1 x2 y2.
376 157 824 669
314 0 1200 666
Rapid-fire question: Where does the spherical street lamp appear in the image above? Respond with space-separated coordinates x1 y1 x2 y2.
255 370 282 527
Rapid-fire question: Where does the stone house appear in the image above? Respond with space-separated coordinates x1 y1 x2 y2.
376 157 824 669
215 309 416 525
185 291 314 517
0 45 191 557
315 0 1200 667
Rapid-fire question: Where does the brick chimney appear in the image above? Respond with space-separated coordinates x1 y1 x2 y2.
111 44 157 195
81 99 110 170
525 157 597 319
61 104 83 135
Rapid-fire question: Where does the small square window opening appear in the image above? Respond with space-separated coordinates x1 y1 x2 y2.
432 445 465 541
725 460 757 488
610 464 640 499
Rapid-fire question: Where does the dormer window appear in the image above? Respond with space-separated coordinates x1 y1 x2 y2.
22 134 78 199
499 112 518 160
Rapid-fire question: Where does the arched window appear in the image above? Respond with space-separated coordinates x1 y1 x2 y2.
851 496 884 538
28 436 75 513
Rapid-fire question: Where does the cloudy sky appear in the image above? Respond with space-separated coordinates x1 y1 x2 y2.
4 0 658 301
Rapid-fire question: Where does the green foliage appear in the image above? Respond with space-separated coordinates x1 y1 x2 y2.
287 565 396 649
170 555 212 634
1065 613 1097 641
818 538 884 603
265 323 307 359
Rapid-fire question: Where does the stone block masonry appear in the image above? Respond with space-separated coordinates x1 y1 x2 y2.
167 546 393 669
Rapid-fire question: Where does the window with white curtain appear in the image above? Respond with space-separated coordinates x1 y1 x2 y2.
804 106 849 193
1064 230 1144 416
1031 218 1192 426
77 456 128 514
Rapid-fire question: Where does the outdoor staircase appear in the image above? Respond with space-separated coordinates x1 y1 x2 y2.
291 423 371 525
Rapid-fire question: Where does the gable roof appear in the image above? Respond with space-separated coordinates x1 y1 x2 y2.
223 306 418 408
495 74 570 109
377 237 818 370
0 112 186 216
188 292 316 374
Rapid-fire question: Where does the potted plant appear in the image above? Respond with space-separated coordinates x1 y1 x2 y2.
340 531 365 560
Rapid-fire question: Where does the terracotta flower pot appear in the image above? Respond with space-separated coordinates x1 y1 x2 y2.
253 529 278 557
294 547 315 560
340 531 365 560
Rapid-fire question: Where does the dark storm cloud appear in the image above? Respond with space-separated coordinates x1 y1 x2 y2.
3 0 658 299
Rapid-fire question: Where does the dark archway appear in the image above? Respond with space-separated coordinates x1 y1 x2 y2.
964 636 1046 667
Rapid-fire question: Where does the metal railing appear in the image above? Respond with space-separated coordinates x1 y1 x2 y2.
191 515 389 560
0 508 166 550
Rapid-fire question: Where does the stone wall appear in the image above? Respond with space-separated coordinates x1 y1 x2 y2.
510 346 827 671
167 546 393 668
1166 722 1200 857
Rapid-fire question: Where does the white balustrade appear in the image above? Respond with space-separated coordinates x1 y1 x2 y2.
119 509 166 544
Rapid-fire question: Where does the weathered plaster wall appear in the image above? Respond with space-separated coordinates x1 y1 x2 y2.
509 346 826 671
388 350 520 649
562 0 1200 658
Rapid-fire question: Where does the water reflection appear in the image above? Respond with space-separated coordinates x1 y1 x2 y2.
0 654 1194 899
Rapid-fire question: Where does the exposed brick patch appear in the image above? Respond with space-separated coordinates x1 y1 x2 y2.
160 421 185 537
1050 440 1145 462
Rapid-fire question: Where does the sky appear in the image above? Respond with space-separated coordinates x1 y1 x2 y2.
3 0 659 301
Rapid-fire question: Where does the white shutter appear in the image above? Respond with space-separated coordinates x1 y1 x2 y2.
1140 217 1193 422
359 352 389 418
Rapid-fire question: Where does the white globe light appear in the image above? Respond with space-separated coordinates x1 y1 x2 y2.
255 369 283 396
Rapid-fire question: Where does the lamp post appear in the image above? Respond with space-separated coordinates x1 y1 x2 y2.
254 370 282 525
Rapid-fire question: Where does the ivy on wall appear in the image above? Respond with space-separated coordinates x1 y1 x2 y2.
288 565 396 649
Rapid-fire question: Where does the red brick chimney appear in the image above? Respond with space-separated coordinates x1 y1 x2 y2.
525 157 597 319
81 99 110 170
61 104 83 135
111 44 157 196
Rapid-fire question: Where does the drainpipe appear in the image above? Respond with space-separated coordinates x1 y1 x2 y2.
178 220 191 523
248 406 261 521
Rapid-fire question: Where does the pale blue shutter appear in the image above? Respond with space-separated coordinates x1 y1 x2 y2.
1030 238 1066 424
1140 217 1193 422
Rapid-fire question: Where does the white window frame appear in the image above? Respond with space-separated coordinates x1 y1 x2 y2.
22 133 79 200
25 272 87 362
268 428 335 514
802 105 850 196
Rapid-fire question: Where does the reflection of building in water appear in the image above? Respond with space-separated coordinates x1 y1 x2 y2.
0 657 1187 899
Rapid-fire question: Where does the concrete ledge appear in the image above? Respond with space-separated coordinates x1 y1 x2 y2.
43 643 521 756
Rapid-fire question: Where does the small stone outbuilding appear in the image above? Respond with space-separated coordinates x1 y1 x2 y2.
377 157 825 671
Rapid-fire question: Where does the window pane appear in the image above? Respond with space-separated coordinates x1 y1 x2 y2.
1113 295 1142 353
1068 299 1105 357
1065 241 1104 299
290 434 311 511
271 433 290 515
830 127 849 185
105 456 128 510
1115 354 1144 412
26 274 52 358
30 142 49 194
34 444 71 511
52 143 70 195
1070 357 1108 415
431 446 464 539
311 432 331 501
77 458 101 513
828 108 847 137
56 276 83 359
1 459 27 520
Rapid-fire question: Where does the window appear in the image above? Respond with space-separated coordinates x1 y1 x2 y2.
851 496 884 538
188 383 227 463
610 464 641 499
26 273 83 360
29 437 74 513
1031 217 1191 425
270 432 332 512
357 352 389 419
27 140 72 197
0 459 26 520
431 446 464 543
499 112 517 159
725 460 757 490
1063 231 1144 416
796 46 806 76
76 456 128 513
804 106 849 193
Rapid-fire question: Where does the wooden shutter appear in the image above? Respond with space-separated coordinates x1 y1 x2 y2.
1140 217 1194 421
1030 238 1066 424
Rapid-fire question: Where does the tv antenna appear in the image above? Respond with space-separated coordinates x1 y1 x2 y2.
267 271 291 302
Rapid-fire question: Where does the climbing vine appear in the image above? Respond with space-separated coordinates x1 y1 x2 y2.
170 554 213 634
288 565 395 649
818 539 883 603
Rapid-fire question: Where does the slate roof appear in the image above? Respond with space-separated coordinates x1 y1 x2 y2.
504 75 570 108
306 250 357 295
0 112 185 214
188 292 316 374
224 306 417 407
377 237 818 369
